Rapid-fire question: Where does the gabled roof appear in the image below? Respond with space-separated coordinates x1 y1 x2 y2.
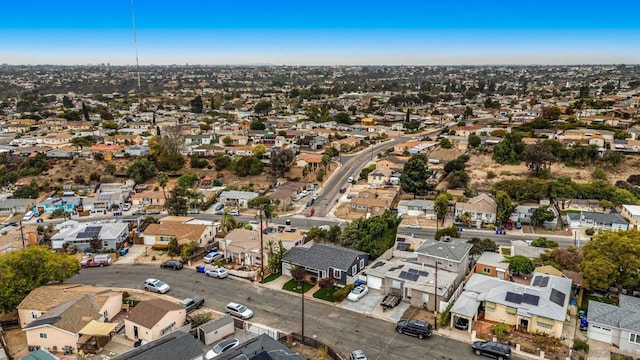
588 295 640 332
25 294 102 334
415 239 472 263
111 331 203 360
144 223 208 242
126 299 183 329
216 334 303 360
566 212 628 225
283 243 367 271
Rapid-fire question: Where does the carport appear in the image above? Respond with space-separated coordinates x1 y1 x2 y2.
449 292 479 334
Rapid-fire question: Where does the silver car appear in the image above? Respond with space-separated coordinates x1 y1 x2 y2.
205 268 228 279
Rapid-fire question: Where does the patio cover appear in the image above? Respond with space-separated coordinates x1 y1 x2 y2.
78 320 118 336
450 293 480 318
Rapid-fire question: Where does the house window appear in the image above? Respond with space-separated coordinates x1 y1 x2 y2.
352 265 357 275
536 317 554 329
160 321 176 335
333 269 340 278
630 333 640 344
31 311 38 319
506 306 517 315
485 302 496 312
359 259 364 270
437 259 443 266
482 267 491 274
103 241 109 247
39 333 47 339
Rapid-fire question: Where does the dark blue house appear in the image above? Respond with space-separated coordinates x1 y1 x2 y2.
281 243 368 286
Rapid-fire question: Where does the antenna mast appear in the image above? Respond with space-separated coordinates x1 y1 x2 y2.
130 0 142 104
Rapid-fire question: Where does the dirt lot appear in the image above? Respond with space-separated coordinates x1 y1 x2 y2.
466 153 640 191
2 328 28 359
133 248 176 265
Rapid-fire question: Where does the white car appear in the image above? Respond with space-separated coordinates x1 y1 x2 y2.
347 285 369 302
144 278 170 294
312 193 319 200
203 252 224 264
205 338 239 359
405 223 421 229
226 302 253 319
205 268 228 279
227 210 239 216
347 176 354 183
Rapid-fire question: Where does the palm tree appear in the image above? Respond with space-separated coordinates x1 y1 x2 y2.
290 265 307 338
220 213 239 232
156 172 168 206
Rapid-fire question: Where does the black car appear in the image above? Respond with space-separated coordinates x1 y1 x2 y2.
395 319 432 339
454 317 469 330
471 341 511 360
160 260 183 270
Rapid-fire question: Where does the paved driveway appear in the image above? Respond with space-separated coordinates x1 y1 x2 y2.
339 288 384 313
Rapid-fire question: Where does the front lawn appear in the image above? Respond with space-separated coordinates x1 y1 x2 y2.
313 287 336 302
263 272 282 283
283 279 314 293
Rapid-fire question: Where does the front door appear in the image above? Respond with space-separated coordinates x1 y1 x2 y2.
519 318 529 332
133 325 139 339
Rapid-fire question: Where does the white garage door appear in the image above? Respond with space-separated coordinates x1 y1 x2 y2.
366 275 382 290
282 262 291 276
588 324 612 343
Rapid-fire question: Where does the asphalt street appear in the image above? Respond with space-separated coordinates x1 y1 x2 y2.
70 264 499 360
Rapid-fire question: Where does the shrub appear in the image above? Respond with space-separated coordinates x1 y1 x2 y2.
332 284 355 302
585 228 595 236
491 323 509 340
486 171 497 179
151 255 156 261
440 302 453 327
573 339 589 352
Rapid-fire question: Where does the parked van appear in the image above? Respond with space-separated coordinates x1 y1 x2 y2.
22 211 34 221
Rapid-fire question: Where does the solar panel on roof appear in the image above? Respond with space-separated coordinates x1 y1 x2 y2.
397 237 406 242
522 293 540 306
397 243 410 251
418 271 429 277
550 289 566 306
505 291 522 304
399 271 409 280
540 277 549 287
408 268 419 274
410 273 419 281
532 277 541 286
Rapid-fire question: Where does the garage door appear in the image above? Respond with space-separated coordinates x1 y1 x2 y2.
366 275 382 290
588 324 612 343
282 262 291 276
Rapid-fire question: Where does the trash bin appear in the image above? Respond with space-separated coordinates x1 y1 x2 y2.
196 265 205 274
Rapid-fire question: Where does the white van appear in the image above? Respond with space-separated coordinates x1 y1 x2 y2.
22 211 34 221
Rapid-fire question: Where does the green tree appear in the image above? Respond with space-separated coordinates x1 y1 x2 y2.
536 246 582 272
13 180 40 199
523 142 555 176
531 237 559 248
468 134 481 148
253 100 272 115
165 186 189 216
505 255 535 275
400 153 433 198
190 153 208 168
213 154 231 171
582 230 640 290
434 193 450 225
265 239 287 275
232 156 263 177
127 158 156 184
167 238 179 256
359 164 376 180
252 144 266 158
250 118 266 130
177 172 198 189
338 211 401 258
493 132 525 164
270 148 295 179
223 136 233 146
335 112 352 124
156 172 169 204
530 206 556 226
467 237 499 256
316 168 326 183
440 138 452 149
82 102 90 121
324 147 339 158
495 190 516 224
435 226 460 241
191 95 203 113
592 167 607 180
71 136 91 149
0 246 80 312
62 95 73 108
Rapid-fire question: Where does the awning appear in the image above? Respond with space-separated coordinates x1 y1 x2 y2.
78 320 118 336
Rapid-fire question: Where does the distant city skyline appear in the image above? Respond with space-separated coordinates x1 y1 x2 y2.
2 0 640 66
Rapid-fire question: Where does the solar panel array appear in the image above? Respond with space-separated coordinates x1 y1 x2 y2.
399 271 420 282
505 291 522 304
522 293 540 306
77 226 101 239
532 276 550 287
550 289 566 306
397 243 410 251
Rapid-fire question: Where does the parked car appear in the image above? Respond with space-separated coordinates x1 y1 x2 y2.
396 319 432 339
306 198 315 207
160 260 184 270
304 207 314 217
339 187 347 193
312 193 319 200
178 297 204 313
228 210 239 216
348 176 354 183
205 338 240 359
349 350 367 360
133 209 146 216
144 278 170 294
405 223 421 229
187 209 200 215
205 268 228 279
203 252 224 264
454 317 469 330
225 302 253 319
121 203 131 211
80 254 112 268
471 341 511 359
347 285 369 302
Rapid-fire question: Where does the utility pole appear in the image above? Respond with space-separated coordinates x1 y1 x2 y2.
434 260 439 330
20 220 26 248
259 205 265 283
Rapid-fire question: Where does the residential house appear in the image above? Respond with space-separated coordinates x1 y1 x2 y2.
368 168 400 187
296 153 323 168
587 295 640 353
449 273 572 337
397 199 435 219
363 259 457 312
82 192 126 213
218 190 259 208
565 212 628 232
263 229 305 250
50 222 129 251
142 223 212 247
131 191 166 208
427 148 465 166
350 196 390 216
33 196 81 214
621 204 640 230
376 156 407 172
124 145 150 157
330 137 361 152
220 229 265 267
455 193 497 226
124 299 187 342
19 348 59 360
414 239 472 281
474 252 509 280
215 334 303 360
0 198 36 214
281 243 368 286
111 331 204 360
89 144 122 155
41 133 72 148
393 140 422 155
46 149 75 159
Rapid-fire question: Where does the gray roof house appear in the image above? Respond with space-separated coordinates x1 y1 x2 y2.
0 198 36 214
216 333 303 360
397 199 435 219
587 295 640 353
281 243 368 286
50 222 129 251
450 273 572 337
111 331 203 360
566 212 628 232
415 239 472 280
219 190 259 208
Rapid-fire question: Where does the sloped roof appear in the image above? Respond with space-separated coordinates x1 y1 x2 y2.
127 299 183 329
144 223 208 242
111 331 203 360
216 333 303 360
25 294 102 334
17 284 120 312
566 212 628 225
588 295 640 332
415 239 472 263
476 252 507 269
283 243 367 272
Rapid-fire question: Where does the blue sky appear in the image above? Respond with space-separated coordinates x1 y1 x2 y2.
2 0 639 65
